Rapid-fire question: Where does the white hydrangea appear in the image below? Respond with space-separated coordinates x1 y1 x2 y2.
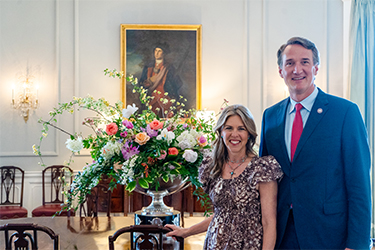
183 149 198 163
176 131 196 149
156 128 175 144
189 129 200 139
101 141 122 160
65 137 84 152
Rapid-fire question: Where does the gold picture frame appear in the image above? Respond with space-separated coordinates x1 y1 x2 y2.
120 24 202 115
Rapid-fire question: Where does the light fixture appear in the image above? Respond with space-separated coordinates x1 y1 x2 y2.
11 76 39 123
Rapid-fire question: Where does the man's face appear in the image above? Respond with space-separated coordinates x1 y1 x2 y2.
154 48 164 60
279 44 319 101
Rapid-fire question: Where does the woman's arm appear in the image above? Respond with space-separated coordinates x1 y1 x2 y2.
165 214 213 238
259 180 278 250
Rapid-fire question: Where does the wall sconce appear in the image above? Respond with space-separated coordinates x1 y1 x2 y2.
11 76 39 123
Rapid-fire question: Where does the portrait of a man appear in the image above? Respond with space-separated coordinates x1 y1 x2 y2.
121 25 201 117
138 42 183 117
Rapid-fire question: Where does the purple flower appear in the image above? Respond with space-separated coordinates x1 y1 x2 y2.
120 131 128 138
121 141 140 160
146 124 158 138
122 120 134 129
183 124 188 129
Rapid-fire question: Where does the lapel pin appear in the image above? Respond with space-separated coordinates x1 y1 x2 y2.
317 108 323 114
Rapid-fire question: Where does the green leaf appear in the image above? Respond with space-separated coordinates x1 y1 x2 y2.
138 178 149 189
162 175 169 183
169 161 182 169
125 181 136 192
170 169 179 175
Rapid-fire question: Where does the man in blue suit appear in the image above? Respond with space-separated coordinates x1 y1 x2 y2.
259 37 371 250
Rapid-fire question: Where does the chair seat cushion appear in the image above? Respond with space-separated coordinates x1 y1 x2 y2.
0 206 28 219
32 204 75 217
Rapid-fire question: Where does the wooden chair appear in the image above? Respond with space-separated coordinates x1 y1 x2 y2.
98 175 124 214
108 225 184 250
0 223 59 250
32 165 75 217
80 183 112 218
0 166 28 219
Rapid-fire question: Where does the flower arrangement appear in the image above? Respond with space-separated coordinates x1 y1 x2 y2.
33 69 215 213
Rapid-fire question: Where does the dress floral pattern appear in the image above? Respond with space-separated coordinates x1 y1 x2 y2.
199 155 283 250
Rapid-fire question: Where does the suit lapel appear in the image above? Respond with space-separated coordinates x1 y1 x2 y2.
275 99 292 173
293 89 329 161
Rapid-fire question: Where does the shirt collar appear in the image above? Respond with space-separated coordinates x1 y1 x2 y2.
288 86 318 114
155 59 163 66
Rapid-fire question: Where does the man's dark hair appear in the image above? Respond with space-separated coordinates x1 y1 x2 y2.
277 37 320 68
153 41 170 55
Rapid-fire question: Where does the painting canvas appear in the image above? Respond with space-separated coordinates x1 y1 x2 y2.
121 24 202 117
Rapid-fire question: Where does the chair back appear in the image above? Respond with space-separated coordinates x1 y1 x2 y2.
0 223 59 250
0 166 24 207
108 225 184 250
80 183 111 218
42 165 73 205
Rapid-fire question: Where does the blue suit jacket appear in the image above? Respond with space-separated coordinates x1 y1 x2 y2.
259 89 371 249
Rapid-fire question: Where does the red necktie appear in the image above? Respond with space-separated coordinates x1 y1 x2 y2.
291 103 303 162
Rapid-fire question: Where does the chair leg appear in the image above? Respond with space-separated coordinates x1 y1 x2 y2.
124 189 129 216
181 189 185 227
189 186 194 216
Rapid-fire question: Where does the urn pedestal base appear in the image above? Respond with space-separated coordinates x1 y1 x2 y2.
134 210 181 226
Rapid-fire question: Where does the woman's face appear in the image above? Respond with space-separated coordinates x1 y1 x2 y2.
221 115 249 156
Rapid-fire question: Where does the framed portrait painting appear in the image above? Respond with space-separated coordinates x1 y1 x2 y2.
120 24 202 117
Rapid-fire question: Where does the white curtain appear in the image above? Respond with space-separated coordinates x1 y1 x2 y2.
349 0 375 239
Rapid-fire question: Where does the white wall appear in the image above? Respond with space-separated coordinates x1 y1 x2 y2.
0 0 346 215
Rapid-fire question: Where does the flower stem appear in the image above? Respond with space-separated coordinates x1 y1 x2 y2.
41 120 75 137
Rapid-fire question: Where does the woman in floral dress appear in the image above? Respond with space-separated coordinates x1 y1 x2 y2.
166 104 283 250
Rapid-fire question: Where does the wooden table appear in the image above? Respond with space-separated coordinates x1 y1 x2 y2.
0 214 207 250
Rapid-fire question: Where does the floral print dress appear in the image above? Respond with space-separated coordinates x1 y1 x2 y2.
199 155 283 250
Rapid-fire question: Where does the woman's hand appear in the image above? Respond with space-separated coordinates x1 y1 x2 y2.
165 224 189 238
165 215 213 239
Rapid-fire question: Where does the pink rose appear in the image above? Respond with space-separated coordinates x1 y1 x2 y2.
168 147 179 156
157 150 167 160
106 123 118 135
149 119 164 130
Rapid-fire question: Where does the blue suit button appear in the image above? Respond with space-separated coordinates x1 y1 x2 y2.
291 178 296 182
